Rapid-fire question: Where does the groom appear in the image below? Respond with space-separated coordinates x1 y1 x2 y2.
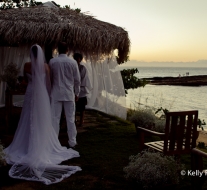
49 42 80 148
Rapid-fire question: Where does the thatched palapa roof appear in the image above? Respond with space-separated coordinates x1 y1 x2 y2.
0 6 130 63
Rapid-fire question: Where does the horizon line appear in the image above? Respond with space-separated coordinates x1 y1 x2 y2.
126 59 207 63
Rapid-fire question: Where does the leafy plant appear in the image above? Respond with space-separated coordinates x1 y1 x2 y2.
0 0 80 9
198 142 206 149
120 68 148 94
197 119 206 131
116 55 148 95
0 0 40 9
75 8 81 13
123 150 184 189
128 109 156 130
0 141 6 167
154 119 166 133
128 108 166 133
0 62 20 90
64 5 70 9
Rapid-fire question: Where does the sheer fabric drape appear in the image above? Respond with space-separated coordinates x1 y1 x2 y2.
85 55 126 119
0 45 30 107
0 47 126 119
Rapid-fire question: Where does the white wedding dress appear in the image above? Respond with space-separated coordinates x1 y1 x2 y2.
4 45 81 185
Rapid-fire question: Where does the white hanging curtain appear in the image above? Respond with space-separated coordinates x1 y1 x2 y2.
0 45 30 107
0 48 126 119
84 55 126 119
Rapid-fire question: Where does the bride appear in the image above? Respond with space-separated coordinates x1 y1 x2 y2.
3 44 81 185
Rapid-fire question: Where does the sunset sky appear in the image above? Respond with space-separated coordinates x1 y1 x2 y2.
42 0 207 65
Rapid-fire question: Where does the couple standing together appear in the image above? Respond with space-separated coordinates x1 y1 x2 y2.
3 43 86 184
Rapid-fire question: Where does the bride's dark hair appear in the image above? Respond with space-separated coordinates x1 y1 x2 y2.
31 45 38 58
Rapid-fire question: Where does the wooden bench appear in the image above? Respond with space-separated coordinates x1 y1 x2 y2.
137 110 199 156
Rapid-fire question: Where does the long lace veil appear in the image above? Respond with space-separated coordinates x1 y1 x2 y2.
6 45 81 184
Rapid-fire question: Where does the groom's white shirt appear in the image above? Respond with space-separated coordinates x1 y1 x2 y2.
49 54 81 101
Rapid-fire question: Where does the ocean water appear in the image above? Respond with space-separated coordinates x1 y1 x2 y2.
134 67 207 78
125 67 207 129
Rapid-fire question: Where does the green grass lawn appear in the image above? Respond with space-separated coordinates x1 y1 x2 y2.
1 110 207 189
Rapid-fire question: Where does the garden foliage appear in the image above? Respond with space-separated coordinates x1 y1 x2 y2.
123 150 184 189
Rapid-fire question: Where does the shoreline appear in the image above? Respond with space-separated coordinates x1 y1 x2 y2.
142 75 207 86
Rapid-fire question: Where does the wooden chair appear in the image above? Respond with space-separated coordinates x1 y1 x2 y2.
137 110 199 156
191 148 207 190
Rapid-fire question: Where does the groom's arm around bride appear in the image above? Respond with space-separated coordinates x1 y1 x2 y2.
49 42 80 148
